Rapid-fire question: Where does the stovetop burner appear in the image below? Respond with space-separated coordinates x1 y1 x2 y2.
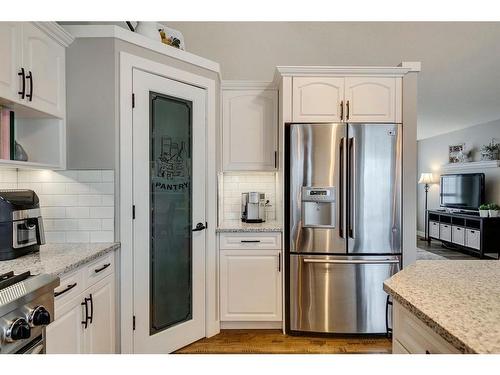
0 271 32 291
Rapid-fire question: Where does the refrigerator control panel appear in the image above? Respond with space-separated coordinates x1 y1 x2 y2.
301 186 336 202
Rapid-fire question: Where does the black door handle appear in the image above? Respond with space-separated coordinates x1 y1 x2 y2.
26 71 33 101
192 222 207 232
81 298 89 329
88 294 93 324
18 68 25 99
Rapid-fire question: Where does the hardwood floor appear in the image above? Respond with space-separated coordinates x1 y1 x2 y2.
175 330 392 354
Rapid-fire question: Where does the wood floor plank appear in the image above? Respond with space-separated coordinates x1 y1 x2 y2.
174 330 392 354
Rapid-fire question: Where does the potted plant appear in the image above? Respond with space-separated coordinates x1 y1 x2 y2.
489 203 500 218
480 142 499 161
479 204 490 217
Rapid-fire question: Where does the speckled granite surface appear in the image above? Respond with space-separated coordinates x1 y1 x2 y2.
0 243 120 277
217 221 283 232
384 260 500 354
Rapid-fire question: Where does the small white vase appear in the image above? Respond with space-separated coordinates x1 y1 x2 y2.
489 210 499 218
479 210 489 218
135 22 162 41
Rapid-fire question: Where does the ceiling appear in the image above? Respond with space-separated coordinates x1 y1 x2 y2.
62 22 500 139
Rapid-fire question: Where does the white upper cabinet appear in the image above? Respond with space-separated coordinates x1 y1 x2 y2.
344 77 401 123
291 76 402 123
222 88 277 171
21 23 65 118
0 23 22 103
292 77 344 122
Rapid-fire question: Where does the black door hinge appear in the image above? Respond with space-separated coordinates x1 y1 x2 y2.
132 205 136 220
274 151 277 168
132 93 135 108
133 315 136 330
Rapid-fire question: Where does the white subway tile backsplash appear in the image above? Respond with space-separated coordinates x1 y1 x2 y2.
219 172 278 223
90 207 114 219
66 231 90 243
0 169 115 244
90 231 114 243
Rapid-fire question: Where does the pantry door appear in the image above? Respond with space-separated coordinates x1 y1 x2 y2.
132 69 206 353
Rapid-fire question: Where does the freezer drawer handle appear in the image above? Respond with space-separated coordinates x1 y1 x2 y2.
240 240 261 243
302 258 400 265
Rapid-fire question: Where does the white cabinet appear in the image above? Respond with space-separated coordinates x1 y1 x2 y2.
291 76 401 123
219 232 282 323
21 23 65 118
0 22 22 103
392 300 460 354
45 299 85 354
46 252 116 354
220 249 282 321
292 77 344 122
344 77 401 123
222 89 277 171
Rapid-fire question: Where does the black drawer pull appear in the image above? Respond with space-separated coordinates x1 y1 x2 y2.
94 263 111 273
425 350 431 354
240 240 261 243
456 228 461 231
470 230 475 234
54 282 77 297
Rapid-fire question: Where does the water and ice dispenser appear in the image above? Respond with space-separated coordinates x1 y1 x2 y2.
301 186 336 228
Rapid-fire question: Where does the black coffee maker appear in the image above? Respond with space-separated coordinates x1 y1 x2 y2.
0 190 45 260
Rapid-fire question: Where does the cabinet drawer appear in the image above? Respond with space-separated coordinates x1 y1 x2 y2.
393 301 460 354
465 229 480 250
451 226 465 246
429 221 439 238
54 269 85 310
219 232 281 250
85 252 114 288
439 224 451 242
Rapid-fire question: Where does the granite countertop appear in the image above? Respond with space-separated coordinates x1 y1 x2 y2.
384 260 500 354
217 220 283 232
0 243 120 278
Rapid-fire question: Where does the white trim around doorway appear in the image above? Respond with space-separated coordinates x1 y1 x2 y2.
119 51 219 353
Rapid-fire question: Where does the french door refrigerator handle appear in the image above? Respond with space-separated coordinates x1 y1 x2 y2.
302 258 400 264
339 137 346 238
348 137 356 239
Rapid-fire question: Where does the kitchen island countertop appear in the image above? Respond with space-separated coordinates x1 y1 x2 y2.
384 260 500 354
0 243 120 277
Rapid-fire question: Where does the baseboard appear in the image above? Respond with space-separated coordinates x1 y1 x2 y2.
417 230 425 238
220 321 283 329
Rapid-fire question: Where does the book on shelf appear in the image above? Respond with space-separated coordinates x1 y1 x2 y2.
0 106 15 160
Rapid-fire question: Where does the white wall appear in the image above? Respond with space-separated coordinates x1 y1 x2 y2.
417 119 500 232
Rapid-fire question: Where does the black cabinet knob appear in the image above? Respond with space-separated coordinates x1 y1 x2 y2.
30 306 51 326
7 318 31 341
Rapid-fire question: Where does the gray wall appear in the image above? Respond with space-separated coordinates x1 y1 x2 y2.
417 119 500 232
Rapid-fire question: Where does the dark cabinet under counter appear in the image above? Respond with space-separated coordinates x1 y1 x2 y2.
426 209 500 259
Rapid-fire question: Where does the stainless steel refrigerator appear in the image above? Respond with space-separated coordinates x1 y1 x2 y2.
286 123 402 334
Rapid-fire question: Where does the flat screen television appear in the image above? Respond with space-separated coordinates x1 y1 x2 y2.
440 173 485 210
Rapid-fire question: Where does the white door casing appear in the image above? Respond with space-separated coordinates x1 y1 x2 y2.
132 68 206 353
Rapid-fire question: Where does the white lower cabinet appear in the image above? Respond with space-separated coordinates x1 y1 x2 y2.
392 300 460 354
219 233 282 324
46 253 116 354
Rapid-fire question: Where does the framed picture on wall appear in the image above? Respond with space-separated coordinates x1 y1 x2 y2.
448 143 465 163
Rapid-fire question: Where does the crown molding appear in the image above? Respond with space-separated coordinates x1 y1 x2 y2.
63 25 220 76
221 80 277 90
33 22 74 47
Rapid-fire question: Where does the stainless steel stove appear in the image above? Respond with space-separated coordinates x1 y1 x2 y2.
0 271 59 354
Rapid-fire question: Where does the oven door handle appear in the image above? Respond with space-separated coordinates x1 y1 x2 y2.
302 258 400 265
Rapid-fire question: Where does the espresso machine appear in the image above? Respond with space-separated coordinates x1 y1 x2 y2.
0 190 45 260
241 192 265 223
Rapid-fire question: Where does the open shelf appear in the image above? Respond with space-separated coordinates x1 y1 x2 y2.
441 160 500 172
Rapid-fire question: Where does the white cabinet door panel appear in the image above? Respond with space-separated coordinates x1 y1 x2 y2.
22 22 65 118
292 77 344 122
46 298 85 354
345 77 400 123
84 275 116 354
220 249 282 321
0 23 22 103
223 89 277 170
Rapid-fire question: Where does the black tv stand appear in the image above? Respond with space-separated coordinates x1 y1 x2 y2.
426 209 500 259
